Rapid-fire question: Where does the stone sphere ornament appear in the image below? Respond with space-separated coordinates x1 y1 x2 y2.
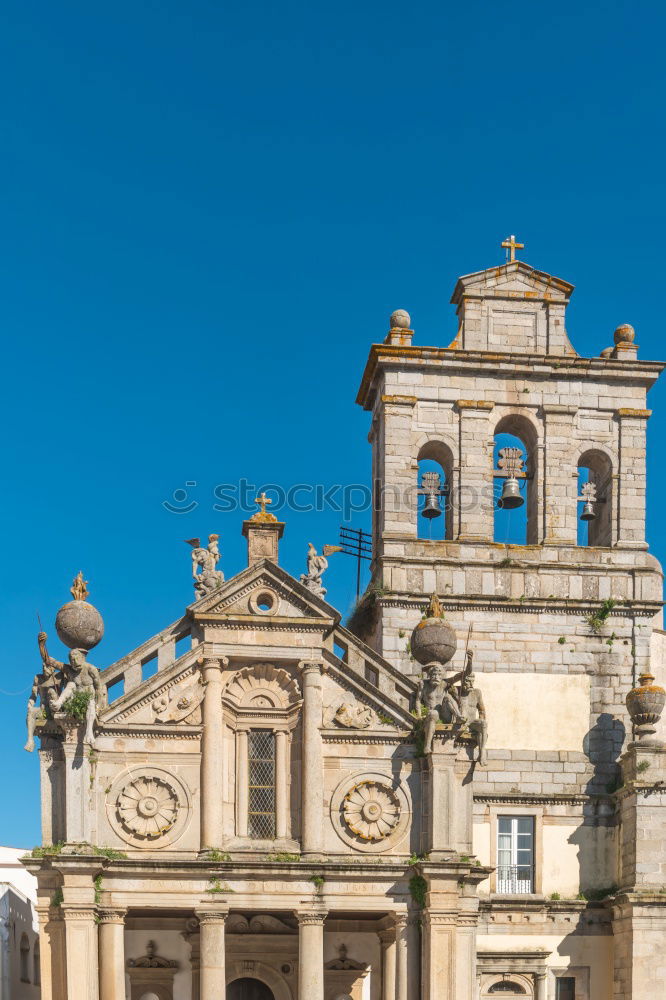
410 593 457 667
54 572 104 650
626 671 666 744
390 309 411 329
614 323 635 345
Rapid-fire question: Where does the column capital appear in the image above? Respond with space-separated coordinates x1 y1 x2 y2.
198 653 229 675
296 909 327 926
299 660 326 676
97 907 127 925
195 907 229 924
392 910 409 929
61 905 98 921
378 927 396 946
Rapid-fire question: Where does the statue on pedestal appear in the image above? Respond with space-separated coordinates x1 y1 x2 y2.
300 542 329 597
415 649 488 765
25 575 107 751
186 534 224 598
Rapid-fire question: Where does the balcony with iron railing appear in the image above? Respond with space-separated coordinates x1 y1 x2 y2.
495 864 534 894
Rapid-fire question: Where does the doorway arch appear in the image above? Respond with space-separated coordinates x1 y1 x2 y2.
226 960 293 1000
227 979 275 1000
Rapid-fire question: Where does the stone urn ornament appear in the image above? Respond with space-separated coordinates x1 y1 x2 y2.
626 671 666 745
55 572 104 650
410 593 457 667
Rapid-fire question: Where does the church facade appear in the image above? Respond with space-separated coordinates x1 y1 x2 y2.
25 246 666 999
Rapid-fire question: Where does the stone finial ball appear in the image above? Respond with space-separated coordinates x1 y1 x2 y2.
614 323 635 345
410 614 457 667
390 309 411 330
55 600 104 651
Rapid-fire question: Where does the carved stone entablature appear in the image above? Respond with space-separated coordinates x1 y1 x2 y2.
106 767 191 849
330 771 411 853
224 663 301 712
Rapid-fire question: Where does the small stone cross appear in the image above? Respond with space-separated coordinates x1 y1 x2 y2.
501 234 524 262
254 492 273 514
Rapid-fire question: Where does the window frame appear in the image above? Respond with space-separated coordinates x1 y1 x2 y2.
488 806 543 896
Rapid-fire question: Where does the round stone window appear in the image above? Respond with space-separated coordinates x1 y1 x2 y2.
248 588 278 615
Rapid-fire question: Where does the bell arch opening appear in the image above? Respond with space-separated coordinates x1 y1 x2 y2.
493 414 538 545
577 449 613 546
417 441 454 540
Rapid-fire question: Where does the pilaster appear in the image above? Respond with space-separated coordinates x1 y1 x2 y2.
455 400 494 542
200 654 228 851
300 660 324 856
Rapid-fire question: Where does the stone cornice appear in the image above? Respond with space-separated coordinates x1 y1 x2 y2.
375 593 661 617
356 344 665 409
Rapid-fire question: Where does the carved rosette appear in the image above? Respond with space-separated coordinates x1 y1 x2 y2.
116 775 179 839
342 781 400 841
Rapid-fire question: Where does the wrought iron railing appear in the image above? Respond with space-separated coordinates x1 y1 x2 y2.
496 864 534 894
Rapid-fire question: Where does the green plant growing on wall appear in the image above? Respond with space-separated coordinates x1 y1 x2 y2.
94 875 103 905
549 892 561 900
558 636 566 645
50 888 63 908
62 689 93 722
310 874 325 891
267 852 300 862
205 849 232 861
636 759 651 773
585 598 616 634
409 874 427 908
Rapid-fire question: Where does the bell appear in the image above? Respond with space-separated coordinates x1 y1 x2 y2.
580 500 596 521
499 477 523 510
422 493 442 519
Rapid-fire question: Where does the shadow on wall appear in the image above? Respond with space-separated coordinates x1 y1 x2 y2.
583 713 625 797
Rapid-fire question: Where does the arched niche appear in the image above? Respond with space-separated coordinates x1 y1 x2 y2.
577 448 613 546
19 933 30 983
417 440 454 541
493 413 539 545
481 971 533 995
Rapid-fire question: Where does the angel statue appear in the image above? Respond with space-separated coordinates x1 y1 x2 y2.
300 542 329 597
185 534 224 599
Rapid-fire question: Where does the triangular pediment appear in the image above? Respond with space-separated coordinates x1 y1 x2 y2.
188 558 341 624
451 260 574 304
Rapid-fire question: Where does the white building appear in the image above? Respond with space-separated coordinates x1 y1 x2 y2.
0 847 40 1000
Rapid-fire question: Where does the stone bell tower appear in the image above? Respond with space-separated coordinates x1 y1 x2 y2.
355 244 663 673
354 239 666 999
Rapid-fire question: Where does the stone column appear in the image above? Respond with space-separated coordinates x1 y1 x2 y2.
455 401 494 542
62 735 92 844
35 904 54 1000
184 918 201 1000
297 911 326 1000
197 909 228 999
617 408 650 548
395 912 409 1000
534 972 548 1000
542 405 578 545
236 729 248 837
300 661 324 856
98 908 126 1000
378 928 396 1000
275 729 288 839
200 655 227 851
406 912 421 1000
62 907 100 1000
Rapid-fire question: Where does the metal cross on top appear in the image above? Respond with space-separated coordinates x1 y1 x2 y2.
254 492 273 514
501 234 525 262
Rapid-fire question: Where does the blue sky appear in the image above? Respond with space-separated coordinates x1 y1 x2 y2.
1 0 665 846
